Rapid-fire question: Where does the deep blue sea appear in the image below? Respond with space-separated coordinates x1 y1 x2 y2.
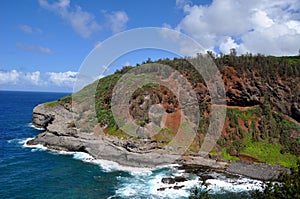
0 91 261 199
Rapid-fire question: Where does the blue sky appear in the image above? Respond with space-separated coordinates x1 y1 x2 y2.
1 0 300 92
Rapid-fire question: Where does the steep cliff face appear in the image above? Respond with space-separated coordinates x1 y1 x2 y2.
221 66 300 123
32 104 75 136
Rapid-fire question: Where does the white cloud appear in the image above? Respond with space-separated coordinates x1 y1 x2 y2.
0 70 20 84
0 70 40 85
0 69 78 91
175 0 300 55
18 24 42 34
18 24 33 34
38 0 100 38
106 11 129 33
219 37 239 54
16 43 53 54
250 9 274 29
176 0 192 9
24 71 41 85
47 71 77 86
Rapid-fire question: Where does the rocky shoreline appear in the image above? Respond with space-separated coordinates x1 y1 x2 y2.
27 103 290 181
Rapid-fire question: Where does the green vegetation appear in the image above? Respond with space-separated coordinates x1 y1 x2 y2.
227 107 260 121
67 120 76 128
189 161 300 199
189 180 212 199
44 101 59 108
44 95 72 108
251 161 300 199
52 54 300 170
106 125 129 139
242 135 298 168
221 148 240 161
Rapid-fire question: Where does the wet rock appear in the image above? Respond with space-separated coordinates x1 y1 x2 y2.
157 187 166 191
173 185 184 190
161 176 187 184
161 177 176 184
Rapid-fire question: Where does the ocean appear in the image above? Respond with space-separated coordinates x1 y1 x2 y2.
0 91 261 199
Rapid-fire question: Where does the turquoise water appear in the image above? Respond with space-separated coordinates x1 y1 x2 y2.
0 91 258 198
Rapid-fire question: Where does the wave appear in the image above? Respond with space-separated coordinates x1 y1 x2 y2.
21 137 263 198
28 123 45 131
22 138 48 152
114 170 262 199
22 139 153 175
114 167 199 199
206 175 263 193
7 138 25 144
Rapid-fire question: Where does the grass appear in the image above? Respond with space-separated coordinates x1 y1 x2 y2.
241 136 299 168
221 148 240 161
107 125 129 139
44 101 59 108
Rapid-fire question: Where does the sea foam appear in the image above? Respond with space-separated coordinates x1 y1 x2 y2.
22 137 263 198
28 123 45 131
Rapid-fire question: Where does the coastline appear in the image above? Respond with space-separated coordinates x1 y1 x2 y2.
26 103 290 181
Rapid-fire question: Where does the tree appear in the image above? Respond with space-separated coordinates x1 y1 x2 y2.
251 161 300 199
230 48 237 56
189 180 212 199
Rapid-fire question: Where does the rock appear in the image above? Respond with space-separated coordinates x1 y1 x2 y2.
226 161 290 180
291 103 300 123
173 185 184 190
161 177 176 184
161 176 187 185
174 176 187 183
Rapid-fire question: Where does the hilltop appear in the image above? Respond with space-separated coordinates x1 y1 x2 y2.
27 54 300 179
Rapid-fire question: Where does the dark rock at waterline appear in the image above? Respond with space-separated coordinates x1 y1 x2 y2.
161 176 187 184
161 177 176 184
178 164 216 175
174 176 186 183
173 185 184 190
157 187 167 191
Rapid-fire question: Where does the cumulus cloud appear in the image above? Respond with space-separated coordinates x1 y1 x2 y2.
219 37 239 54
0 69 78 92
16 43 53 54
175 0 300 55
0 70 20 84
0 70 40 85
47 71 77 86
24 71 41 85
106 11 129 33
38 0 100 38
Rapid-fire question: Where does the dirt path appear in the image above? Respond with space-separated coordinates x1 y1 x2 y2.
213 104 258 111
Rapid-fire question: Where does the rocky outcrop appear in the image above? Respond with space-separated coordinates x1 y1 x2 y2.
226 161 290 180
28 103 228 169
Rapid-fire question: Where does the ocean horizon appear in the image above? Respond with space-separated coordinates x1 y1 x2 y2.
0 90 260 199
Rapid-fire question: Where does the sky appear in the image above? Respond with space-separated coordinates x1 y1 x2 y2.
1 0 300 92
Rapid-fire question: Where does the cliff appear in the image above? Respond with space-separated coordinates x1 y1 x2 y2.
27 54 300 179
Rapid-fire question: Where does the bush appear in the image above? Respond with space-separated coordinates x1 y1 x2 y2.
251 161 300 199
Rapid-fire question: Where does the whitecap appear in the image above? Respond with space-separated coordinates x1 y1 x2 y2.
22 138 48 151
92 158 153 175
7 137 34 145
28 123 45 131
206 176 263 193
115 168 200 199
7 138 23 144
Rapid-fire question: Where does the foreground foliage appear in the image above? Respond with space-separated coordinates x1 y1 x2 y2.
251 161 300 199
